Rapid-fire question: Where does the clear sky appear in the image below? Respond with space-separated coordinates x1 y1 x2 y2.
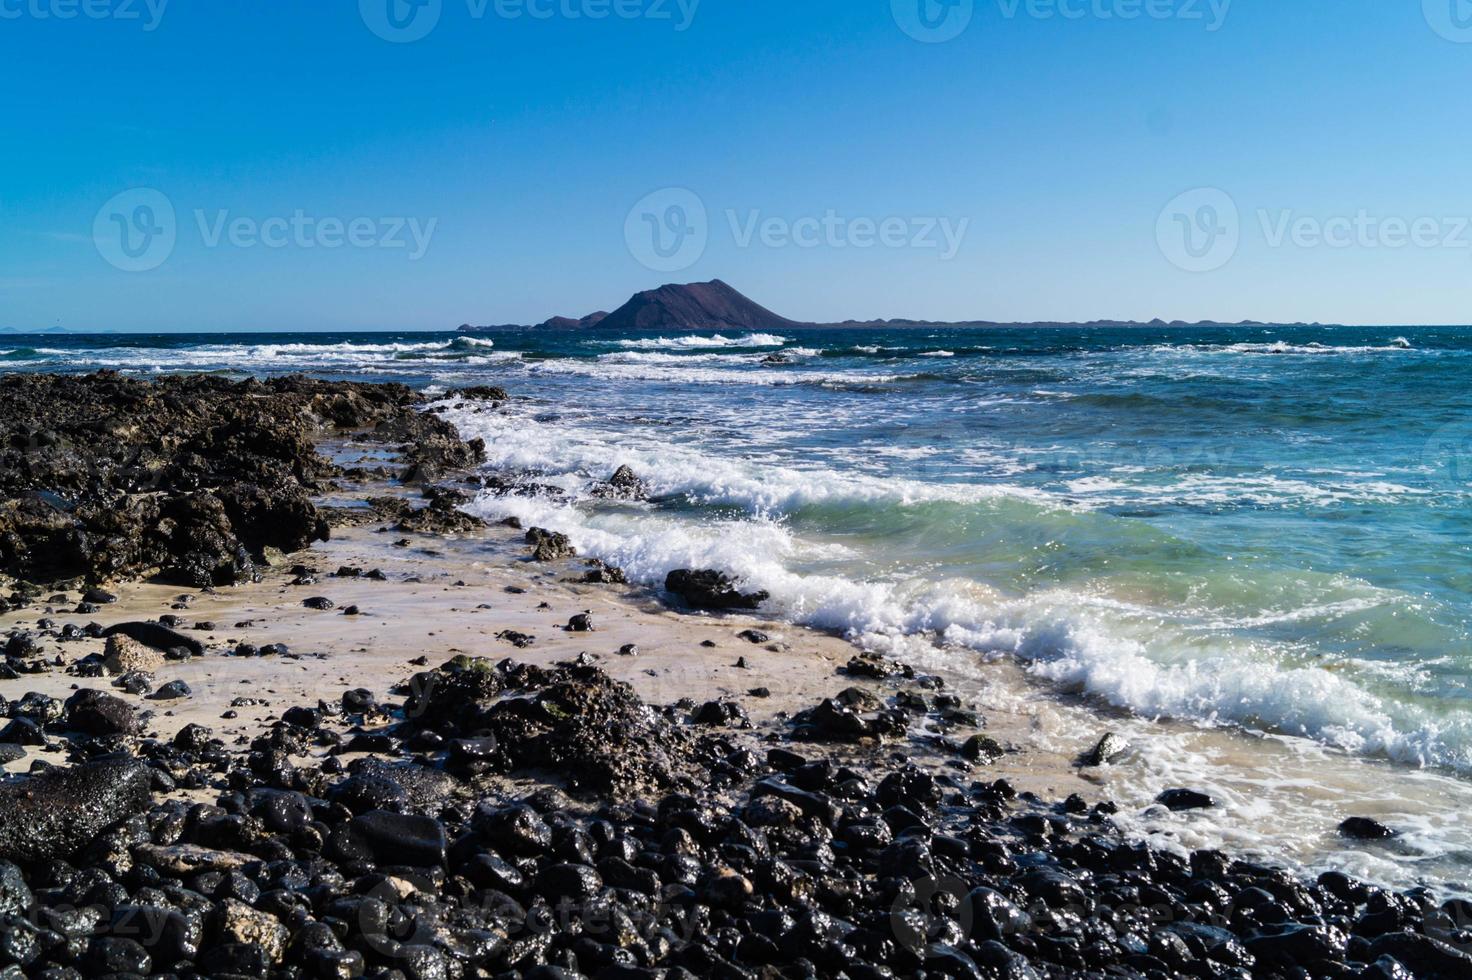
2 0 1471 331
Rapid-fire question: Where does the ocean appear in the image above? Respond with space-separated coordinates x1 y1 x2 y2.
7 324 1472 887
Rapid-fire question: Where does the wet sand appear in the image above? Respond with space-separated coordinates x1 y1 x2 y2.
0 515 1099 799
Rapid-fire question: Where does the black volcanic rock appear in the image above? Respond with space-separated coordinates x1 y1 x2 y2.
0 758 152 862
595 279 800 333
665 568 769 611
0 373 484 585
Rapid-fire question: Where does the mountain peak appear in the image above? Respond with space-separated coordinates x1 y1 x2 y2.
595 280 801 333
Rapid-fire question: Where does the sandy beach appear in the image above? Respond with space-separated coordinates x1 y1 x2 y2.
0 498 1101 807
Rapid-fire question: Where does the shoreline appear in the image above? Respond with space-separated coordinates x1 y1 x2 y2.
1 371 1469 978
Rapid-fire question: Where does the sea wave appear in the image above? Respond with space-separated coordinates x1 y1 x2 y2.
611 332 788 349
1153 340 1422 356
1 338 521 372
442 398 1472 776
514 358 905 388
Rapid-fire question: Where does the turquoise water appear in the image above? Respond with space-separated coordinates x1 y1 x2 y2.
9 325 1472 774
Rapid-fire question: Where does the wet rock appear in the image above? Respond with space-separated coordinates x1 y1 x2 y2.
342 688 377 714
113 670 153 695
200 942 274 977
149 679 192 700
475 804 553 856
540 863 603 900
1369 931 1472 976
347 811 448 867
0 863 31 917
1157 788 1216 811
85 937 151 976
303 596 335 610
173 723 216 752
840 651 909 680
527 527 576 562
959 734 1004 763
692 700 747 727
1079 731 1129 767
737 629 770 644
566 612 594 632
665 569 769 611
0 718 44 746
580 562 627 585
0 757 151 862
497 629 536 648
0 374 478 585
101 621 204 658
11 692 61 725
411 659 693 797
1246 922 1348 965
1340 817 1398 840
64 689 139 736
590 464 649 500
217 898 289 964
752 779 837 826
134 843 252 874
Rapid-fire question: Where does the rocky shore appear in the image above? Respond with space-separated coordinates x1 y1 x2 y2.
0 373 485 588
0 373 1469 979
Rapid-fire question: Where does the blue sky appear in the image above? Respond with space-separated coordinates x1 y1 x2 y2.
2 0 1471 330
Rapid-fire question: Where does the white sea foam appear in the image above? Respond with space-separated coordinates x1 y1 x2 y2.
11 339 524 373
1153 341 1422 357
1063 472 1430 509
442 398 1472 779
611 332 787 350
595 351 763 366
514 358 902 388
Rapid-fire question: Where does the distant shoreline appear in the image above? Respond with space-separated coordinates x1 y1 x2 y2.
8 322 1472 338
